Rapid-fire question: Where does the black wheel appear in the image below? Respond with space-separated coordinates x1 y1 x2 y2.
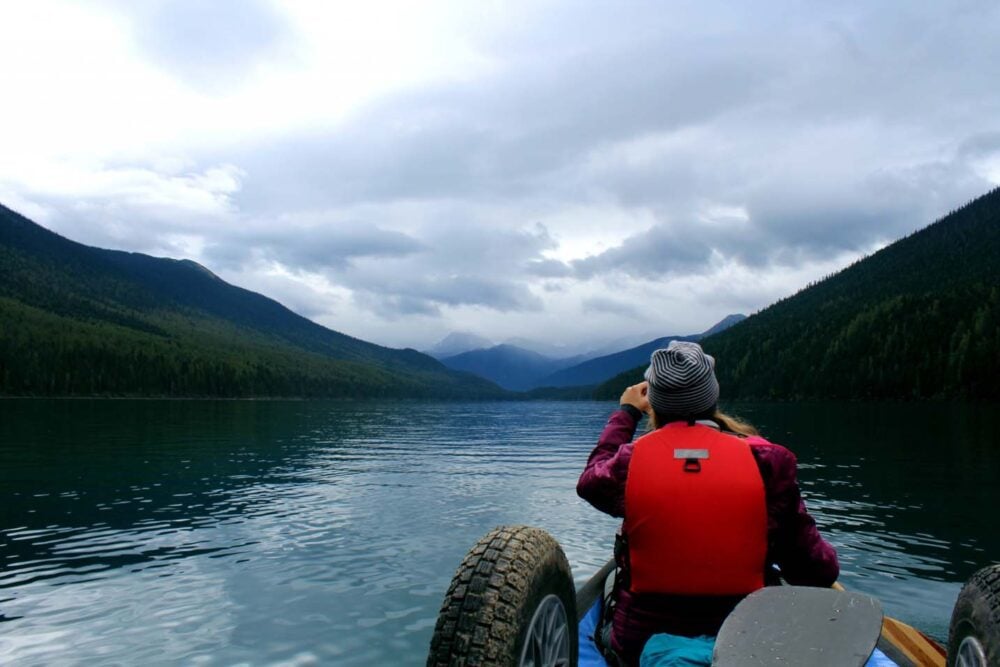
427 525 578 667
947 564 1000 667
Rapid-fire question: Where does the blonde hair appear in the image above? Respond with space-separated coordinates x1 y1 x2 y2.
648 408 759 437
710 409 759 436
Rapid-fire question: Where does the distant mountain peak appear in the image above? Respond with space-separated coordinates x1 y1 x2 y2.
701 313 747 338
424 331 494 359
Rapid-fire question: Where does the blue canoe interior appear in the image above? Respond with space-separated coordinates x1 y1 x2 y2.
573 559 947 667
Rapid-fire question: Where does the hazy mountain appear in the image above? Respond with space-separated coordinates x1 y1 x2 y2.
501 337 594 359
534 315 746 388
595 187 1000 400
0 203 505 398
424 331 494 359
700 313 747 337
582 333 667 359
439 344 586 391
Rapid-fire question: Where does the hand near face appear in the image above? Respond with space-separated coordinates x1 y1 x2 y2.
620 381 650 414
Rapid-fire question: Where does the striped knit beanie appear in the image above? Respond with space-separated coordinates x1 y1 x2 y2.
644 340 719 417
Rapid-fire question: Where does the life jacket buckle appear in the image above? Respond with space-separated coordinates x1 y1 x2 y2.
674 448 708 473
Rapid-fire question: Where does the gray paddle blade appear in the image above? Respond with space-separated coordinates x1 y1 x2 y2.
713 586 883 667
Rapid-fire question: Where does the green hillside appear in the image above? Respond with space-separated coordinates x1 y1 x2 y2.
0 204 506 399
595 187 1000 401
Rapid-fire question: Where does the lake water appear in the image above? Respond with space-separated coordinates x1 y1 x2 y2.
1 399 997 665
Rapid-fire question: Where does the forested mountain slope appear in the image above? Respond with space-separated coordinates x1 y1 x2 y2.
595 187 1000 400
0 204 504 398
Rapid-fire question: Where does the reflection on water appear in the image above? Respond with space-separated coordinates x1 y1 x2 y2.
0 399 997 664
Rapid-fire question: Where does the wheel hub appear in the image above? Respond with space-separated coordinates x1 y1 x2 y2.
519 594 570 667
956 635 987 667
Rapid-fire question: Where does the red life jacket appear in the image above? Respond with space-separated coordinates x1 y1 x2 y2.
623 422 767 596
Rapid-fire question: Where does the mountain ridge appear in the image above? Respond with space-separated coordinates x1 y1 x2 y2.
594 188 1000 401
0 203 505 398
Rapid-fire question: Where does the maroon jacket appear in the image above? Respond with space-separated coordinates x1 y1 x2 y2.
577 408 839 665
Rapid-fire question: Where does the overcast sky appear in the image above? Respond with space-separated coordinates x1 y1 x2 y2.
2 1 999 354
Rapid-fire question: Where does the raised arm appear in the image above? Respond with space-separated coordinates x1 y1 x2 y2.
576 405 641 518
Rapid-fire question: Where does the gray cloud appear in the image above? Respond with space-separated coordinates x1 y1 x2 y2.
525 259 573 278
217 1 1000 279
582 296 642 319
202 219 424 272
355 275 542 318
572 222 715 280
204 211 559 319
328 222 553 316
119 0 294 91
565 132 995 284
959 132 1000 155
225 10 779 213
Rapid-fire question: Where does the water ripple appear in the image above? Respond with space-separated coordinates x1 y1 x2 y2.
1 399 996 663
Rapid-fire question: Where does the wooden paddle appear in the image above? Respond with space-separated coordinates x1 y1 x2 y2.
831 582 946 667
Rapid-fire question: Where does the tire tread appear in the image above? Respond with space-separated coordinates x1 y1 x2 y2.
947 563 1000 666
426 526 574 667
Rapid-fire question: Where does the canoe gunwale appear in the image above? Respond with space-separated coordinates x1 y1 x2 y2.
576 558 615 623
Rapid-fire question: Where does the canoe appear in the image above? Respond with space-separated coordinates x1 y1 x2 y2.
426 525 997 667
574 560 946 667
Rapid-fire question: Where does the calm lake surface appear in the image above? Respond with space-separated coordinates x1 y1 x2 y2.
1 399 998 665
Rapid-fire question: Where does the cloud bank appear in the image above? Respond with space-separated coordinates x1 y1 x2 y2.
2 0 999 352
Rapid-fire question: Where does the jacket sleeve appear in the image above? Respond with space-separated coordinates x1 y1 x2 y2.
576 408 640 518
751 439 840 587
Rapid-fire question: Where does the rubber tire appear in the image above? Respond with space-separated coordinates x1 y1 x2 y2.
947 564 1000 666
427 525 578 667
